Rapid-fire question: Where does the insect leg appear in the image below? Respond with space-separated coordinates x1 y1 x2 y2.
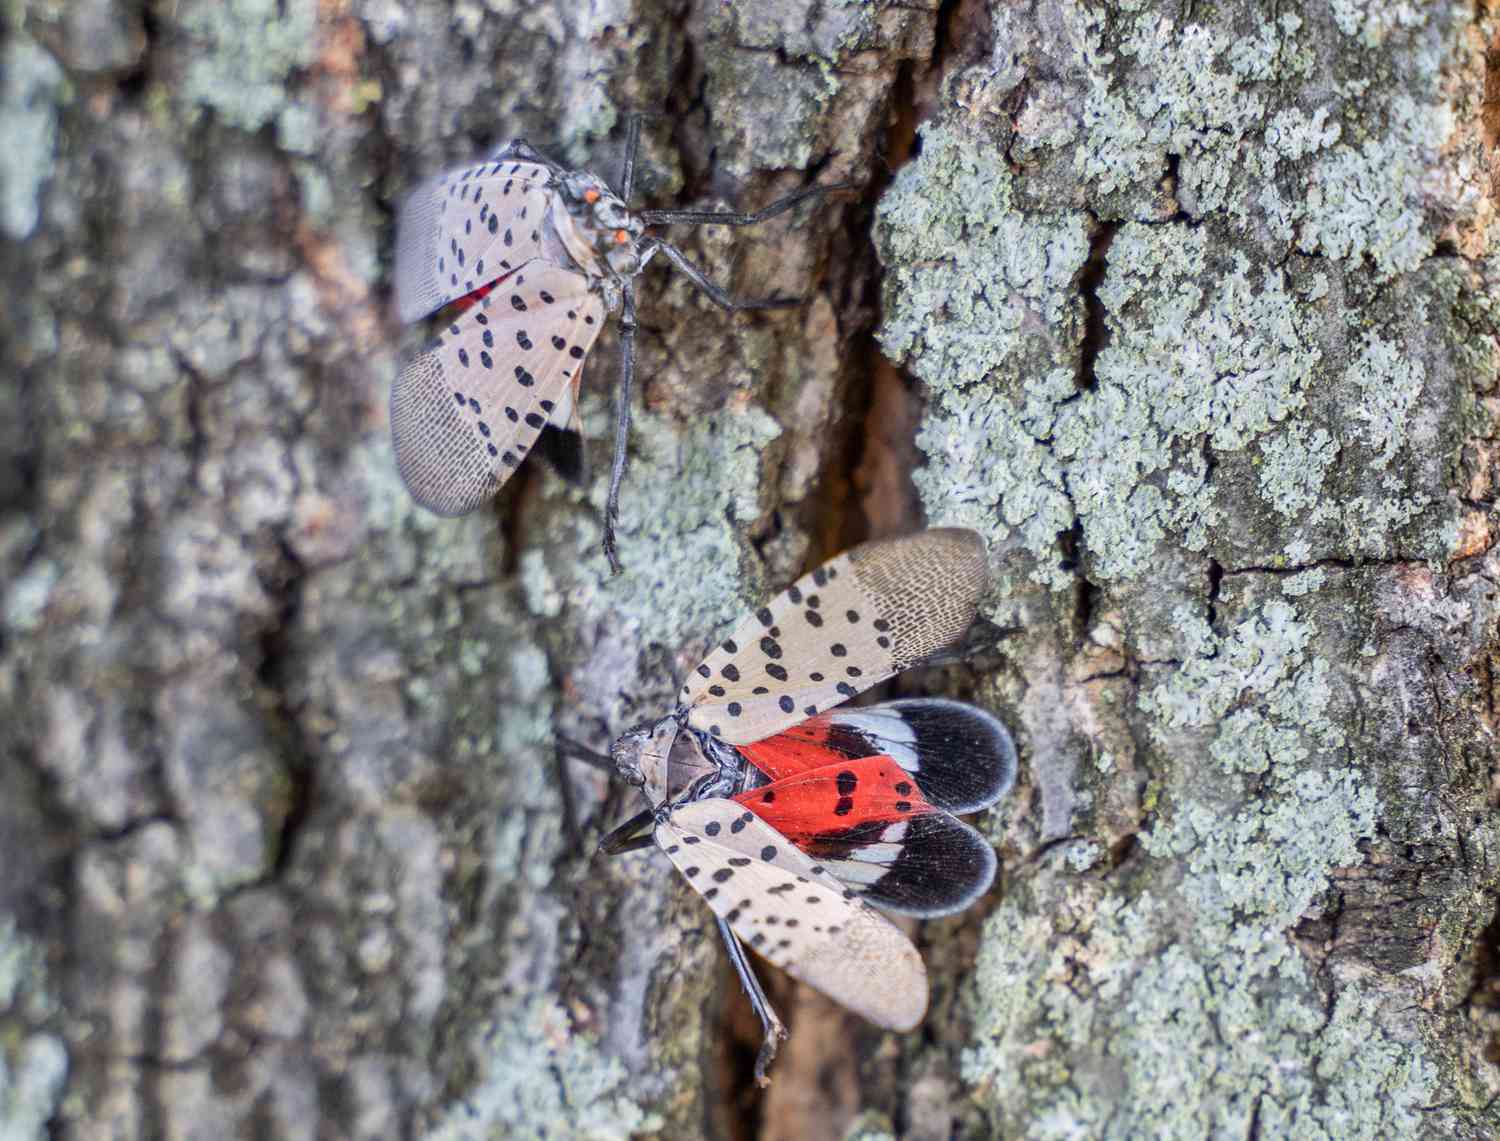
554 735 622 847
618 113 643 202
649 240 801 312
555 735 614 773
717 917 789 1087
638 182 854 228
602 282 638 575
554 748 585 848
598 806 656 855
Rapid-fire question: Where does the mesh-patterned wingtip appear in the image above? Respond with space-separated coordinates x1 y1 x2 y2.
393 184 448 325
389 348 499 516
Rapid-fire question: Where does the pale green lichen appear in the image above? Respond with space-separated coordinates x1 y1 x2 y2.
1341 483 1434 556
1281 567 1327 596
293 163 334 224
1252 106 1343 242
1068 5 1462 279
1054 224 1322 579
0 35 65 240
876 126 1085 589
0 1033 67 1140
360 439 498 591
425 996 658 1141
1252 299 1440 558
1328 0 1430 47
906 2 1484 1130
565 401 782 659
275 104 320 156
1076 14 1298 213
881 111 1438 584
1064 839 1104 872
842 1111 898 1141
1345 330 1426 467
359 453 657 1131
0 918 67 1138
1258 423 1340 518
910 371 1076 585
1104 942 1429 1140
703 49 836 176
488 639 561 897
2 557 59 634
718 0 875 65
879 127 1088 386
1296 92 1451 277
177 0 318 131
965 600 1421 1138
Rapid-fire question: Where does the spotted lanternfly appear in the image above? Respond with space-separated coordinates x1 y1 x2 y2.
571 528 1018 1084
390 117 842 572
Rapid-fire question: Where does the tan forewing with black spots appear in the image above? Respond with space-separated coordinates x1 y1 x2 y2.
682 529 989 745
656 798 927 1031
394 158 555 323
391 261 605 516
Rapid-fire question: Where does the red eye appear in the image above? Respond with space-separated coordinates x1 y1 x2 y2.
614 230 629 244
584 189 601 204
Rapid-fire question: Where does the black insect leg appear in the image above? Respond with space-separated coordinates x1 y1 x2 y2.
554 735 617 848
555 735 614 773
618 113 643 202
647 240 802 313
598 806 656 855
554 751 584 849
638 182 853 228
602 282 638 575
717 917 788 1087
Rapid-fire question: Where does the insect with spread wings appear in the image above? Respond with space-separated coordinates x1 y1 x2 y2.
567 529 1018 1083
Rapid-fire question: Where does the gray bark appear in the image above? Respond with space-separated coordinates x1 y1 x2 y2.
2 1 1498 1139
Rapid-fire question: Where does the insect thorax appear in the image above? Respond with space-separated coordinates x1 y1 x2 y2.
613 714 747 808
548 171 645 301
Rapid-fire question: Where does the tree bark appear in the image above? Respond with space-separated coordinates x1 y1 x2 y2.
2 1 1497 1139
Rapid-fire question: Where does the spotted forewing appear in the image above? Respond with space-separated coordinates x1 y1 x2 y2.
390 261 605 516
681 528 989 744
393 159 555 324
657 798 927 1031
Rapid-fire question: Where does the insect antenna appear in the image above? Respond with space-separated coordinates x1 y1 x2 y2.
618 113 643 201
638 181 854 228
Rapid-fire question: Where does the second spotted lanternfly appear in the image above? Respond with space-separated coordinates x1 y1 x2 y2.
567 528 1018 1083
390 118 842 571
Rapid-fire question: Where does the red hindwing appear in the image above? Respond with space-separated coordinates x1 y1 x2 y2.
738 715 859 781
731 753 934 846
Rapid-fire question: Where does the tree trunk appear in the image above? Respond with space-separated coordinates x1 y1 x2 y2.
3 0 1498 1138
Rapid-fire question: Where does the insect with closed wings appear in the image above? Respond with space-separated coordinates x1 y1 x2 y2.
564 529 1018 1083
391 117 841 572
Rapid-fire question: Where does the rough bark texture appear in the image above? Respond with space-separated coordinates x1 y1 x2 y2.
2 0 1499 1138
